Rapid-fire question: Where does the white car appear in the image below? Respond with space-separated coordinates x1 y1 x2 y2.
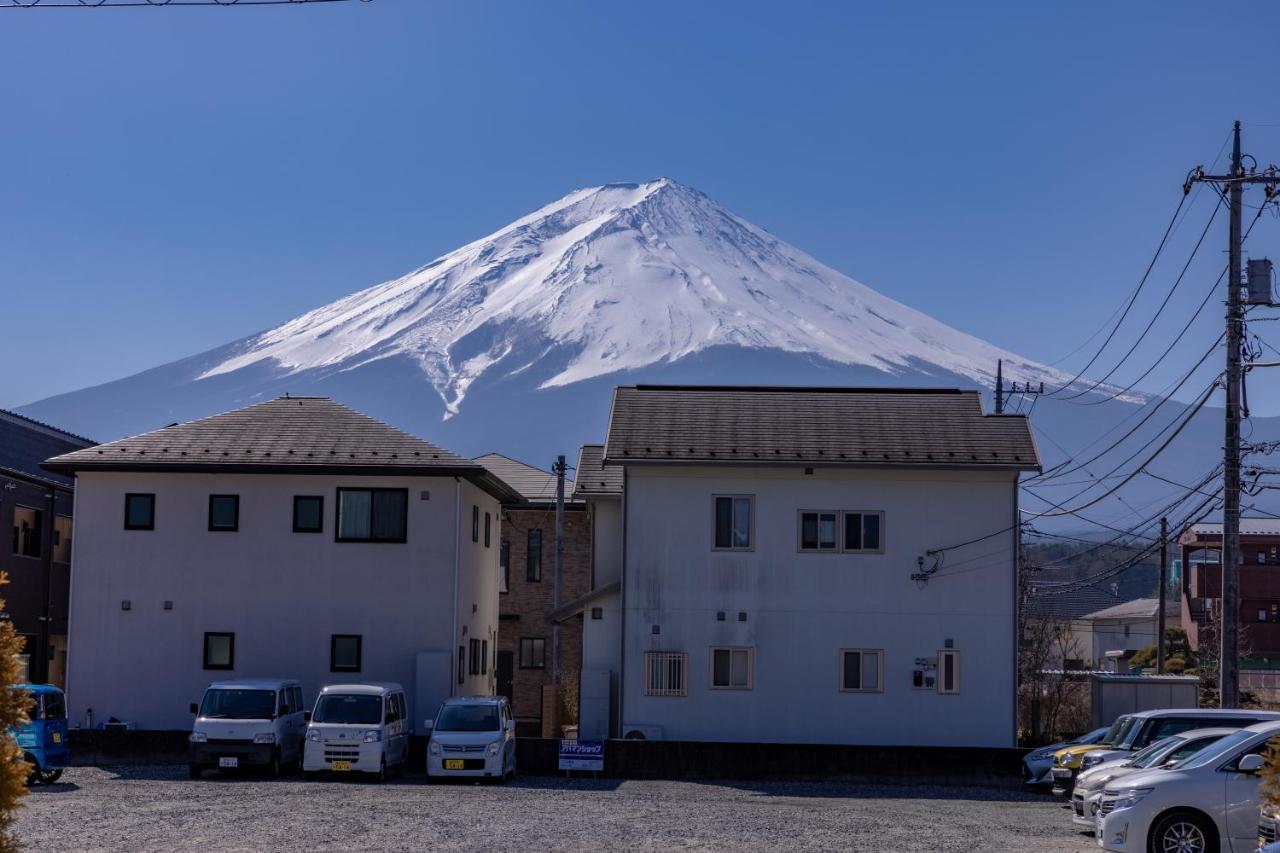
1024 727 1109 788
1069 728 1234 830
425 695 517 781
303 682 410 781
188 678 306 779
1096 719 1280 853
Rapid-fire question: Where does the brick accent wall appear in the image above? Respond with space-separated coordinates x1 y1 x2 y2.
497 504 591 728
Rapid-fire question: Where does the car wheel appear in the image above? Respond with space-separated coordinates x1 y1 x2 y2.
188 763 204 780
1148 811 1214 853
36 767 63 785
267 750 281 779
375 756 387 783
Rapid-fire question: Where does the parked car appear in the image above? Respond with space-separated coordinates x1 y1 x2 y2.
1260 801 1279 851
188 678 306 779
15 684 68 785
425 695 516 781
303 682 409 781
1069 727 1235 830
1095 719 1280 853
1051 708 1280 795
1051 714 1138 794
1023 726 1109 788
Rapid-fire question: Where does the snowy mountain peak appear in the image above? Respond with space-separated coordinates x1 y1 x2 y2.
199 178 1080 417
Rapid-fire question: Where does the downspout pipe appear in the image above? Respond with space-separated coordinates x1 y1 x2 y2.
452 477 461 698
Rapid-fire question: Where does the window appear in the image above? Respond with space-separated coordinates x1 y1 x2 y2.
938 649 960 694
52 515 72 563
336 488 407 543
203 632 234 670
519 637 546 669
330 634 362 673
481 639 488 675
527 529 542 582
799 511 838 551
1261 609 1269 623
710 647 753 690
713 495 752 550
643 652 688 697
484 512 492 548
499 540 510 593
290 686 303 716
124 493 155 531
457 646 466 685
840 649 883 692
293 496 323 533
472 505 479 543
842 511 883 552
1260 551 1268 565
469 638 481 676
12 506 42 558
1123 624 1130 638
208 495 239 532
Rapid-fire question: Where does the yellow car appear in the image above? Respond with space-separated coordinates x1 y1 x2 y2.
1050 715 1137 794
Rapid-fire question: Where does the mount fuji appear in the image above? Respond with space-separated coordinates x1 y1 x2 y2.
19 177 1264 524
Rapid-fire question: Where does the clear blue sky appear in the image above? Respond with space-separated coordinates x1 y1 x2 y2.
3 0 1279 410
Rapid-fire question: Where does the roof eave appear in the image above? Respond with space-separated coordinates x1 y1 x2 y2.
599 457 1040 473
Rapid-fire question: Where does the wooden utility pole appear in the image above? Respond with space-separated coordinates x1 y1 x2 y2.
552 454 566 686
1157 516 1168 674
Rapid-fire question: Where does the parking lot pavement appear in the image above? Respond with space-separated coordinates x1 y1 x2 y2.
18 766 1101 852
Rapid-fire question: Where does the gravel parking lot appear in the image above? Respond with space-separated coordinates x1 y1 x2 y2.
17 766 1101 852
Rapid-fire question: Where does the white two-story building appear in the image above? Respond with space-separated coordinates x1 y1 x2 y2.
44 397 518 731
566 385 1040 747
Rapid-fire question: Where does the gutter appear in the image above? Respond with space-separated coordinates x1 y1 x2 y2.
617 465 627 740
451 478 461 699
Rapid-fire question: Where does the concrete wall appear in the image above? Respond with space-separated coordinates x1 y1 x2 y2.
619 465 1019 747
66 471 499 731
590 497 622 587
580 588 621 739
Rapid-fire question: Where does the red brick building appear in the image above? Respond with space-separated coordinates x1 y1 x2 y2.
1180 519 1280 658
476 454 591 736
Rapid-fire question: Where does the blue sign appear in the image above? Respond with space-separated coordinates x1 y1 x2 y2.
558 738 604 771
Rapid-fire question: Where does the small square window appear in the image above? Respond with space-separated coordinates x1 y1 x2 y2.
331 634 362 673
519 637 546 669
124 493 155 531
208 495 239 532
799 511 838 551
643 652 688 697
710 647 752 690
293 496 323 533
591 607 603 620
840 649 883 692
203 632 234 670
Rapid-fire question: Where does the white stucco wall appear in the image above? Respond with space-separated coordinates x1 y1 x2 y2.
65 471 500 730
618 465 1020 747
590 497 622 587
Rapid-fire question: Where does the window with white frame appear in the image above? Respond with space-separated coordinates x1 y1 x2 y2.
713 495 752 550
840 649 883 692
842 511 884 553
710 647 753 690
798 511 838 551
644 652 688 697
938 649 960 694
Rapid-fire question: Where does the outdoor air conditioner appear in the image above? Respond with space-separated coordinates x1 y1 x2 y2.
622 724 663 741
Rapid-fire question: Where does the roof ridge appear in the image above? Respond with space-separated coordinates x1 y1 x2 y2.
1 408 95 446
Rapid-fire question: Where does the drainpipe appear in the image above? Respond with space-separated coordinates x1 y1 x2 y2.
1012 476 1020 747
36 486 56 685
616 468 627 740
451 478 461 698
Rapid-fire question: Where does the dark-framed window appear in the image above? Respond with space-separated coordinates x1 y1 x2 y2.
124 493 155 531
12 505 42 558
799 510 838 551
208 495 240 532
457 645 466 685
336 488 407 543
472 505 480 543
330 634 362 673
293 496 324 533
527 529 543 582
713 495 752 550
481 639 488 675
843 511 884 553
484 512 492 548
203 632 234 670
499 539 510 593
519 637 546 669
469 638 481 675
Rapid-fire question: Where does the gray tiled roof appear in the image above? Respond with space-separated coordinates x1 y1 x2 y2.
1080 597 1178 621
475 453 576 505
602 385 1040 470
1187 519 1280 538
43 397 520 502
0 409 95 488
1023 585 1124 621
573 445 622 497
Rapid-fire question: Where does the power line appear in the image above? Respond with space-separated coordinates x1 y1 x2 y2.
1 0 365 6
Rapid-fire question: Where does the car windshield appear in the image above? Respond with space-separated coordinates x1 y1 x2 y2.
41 692 66 721
1101 716 1134 746
1078 726 1110 745
200 689 275 720
1177 729 1266 771
313 694 382 725
1130 736 1181 768
435 704 500 732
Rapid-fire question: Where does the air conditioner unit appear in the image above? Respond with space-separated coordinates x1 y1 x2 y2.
622 724 663 741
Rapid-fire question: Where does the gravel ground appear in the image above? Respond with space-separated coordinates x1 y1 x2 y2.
17 766 1101 852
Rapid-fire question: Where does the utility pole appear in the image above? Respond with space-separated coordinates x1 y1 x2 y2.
992 359 1044 414
995 359 1004 414
552 454 566 687
1186 121 1280 707
1157 516 1168 675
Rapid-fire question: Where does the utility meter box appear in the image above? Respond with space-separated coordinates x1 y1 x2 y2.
1247 257 1274 305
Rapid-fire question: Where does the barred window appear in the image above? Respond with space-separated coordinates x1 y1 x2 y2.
644 652 688 697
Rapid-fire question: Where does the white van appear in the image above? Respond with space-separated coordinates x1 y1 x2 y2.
188 678 306 779
303 682 409 781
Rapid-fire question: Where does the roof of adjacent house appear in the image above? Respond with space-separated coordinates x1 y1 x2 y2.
0 409 95 488
43 396 521 502
1079 597 1179 622
573 444 623 497
1186 519 1280 539
1023 584 1124 622
474 453 577 505
601 385 1040 471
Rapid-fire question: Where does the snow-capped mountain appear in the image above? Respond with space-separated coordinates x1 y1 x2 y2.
195 178 1080 418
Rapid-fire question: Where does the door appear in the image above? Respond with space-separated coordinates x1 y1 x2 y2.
1224 743 1268 852
496 651 514 706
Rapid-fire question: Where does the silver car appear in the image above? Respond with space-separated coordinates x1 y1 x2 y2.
425 695 517 781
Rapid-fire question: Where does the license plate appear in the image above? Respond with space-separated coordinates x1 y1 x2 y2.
444 759 465 770
51 732 61 744
219 757 238 768
330 761 351 771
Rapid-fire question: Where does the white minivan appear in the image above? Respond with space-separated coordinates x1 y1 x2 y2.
303 683 410 781
188 678 306 779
